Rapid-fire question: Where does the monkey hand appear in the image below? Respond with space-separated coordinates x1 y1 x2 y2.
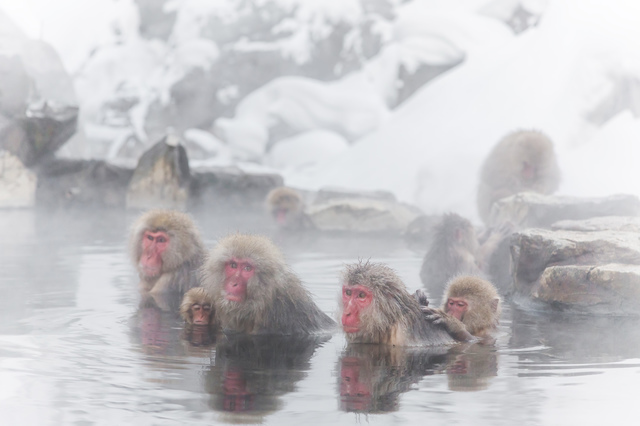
413 289 429 307
422 307 446 325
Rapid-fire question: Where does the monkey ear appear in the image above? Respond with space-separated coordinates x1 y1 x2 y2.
491 298 499 313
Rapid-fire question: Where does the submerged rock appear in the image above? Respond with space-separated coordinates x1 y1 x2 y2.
126 135 191 210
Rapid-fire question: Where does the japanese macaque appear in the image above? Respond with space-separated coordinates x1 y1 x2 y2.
180 287 215 327
477 129 561 224
201 233 335 334
340 261 455 346
265 186 314 231
419 213 508 300
423 276 501 342
130 210 206 294
180 287 215 346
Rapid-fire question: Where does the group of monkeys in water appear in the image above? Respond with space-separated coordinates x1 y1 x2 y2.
131 129 561 347
132 210 498 346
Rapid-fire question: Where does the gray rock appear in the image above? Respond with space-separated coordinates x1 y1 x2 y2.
191 166 283 213
534 264 640 315
490 192 640 228
0 12 79 165
126 136 191 210
35 158 133 209
306 198 422 234
551 216 640 233
0 150 36 208
510 228 640 314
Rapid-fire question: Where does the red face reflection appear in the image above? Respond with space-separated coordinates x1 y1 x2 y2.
341 285 373 333
445 297 468 321
340 356 372 412
140 230 170 278
223 258 255 302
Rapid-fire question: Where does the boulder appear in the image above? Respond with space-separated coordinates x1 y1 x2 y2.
0 150 37 208
35 158 133 209
0 12 79 165
191 166 283 213
126 135 191 210
510 228 640 314
489 193 640 229
306 198 422 234
533 264 640 315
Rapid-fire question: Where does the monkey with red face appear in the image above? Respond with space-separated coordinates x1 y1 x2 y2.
201 233 335 335
129 210 206 295
340 261 455 346
423 276 501 342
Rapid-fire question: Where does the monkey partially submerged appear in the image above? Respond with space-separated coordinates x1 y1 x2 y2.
423 276 501 342
180 287 216 346
419 213 510 300
200 233 336 335
477 129 560 224
340 261 456 346
129 209 206 294
265 186 314 231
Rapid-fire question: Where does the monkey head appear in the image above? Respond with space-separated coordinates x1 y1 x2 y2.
181 287 214 326
204 233 285 306
340 261 417 343
265 186 304 227
130 209 204 281
442 276 501 336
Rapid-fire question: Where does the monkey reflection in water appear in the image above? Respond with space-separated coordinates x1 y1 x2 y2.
339 344 449 413
205 334 330 417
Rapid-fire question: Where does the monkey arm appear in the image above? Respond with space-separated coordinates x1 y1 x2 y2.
475 221 515 271
421 307 475 342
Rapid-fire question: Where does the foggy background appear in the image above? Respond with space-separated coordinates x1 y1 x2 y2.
1 0 639 222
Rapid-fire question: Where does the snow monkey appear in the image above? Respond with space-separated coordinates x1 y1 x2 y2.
419 213 509 300
340 261 456 346
130 209 206 294
423 276 501 342
265 186 313 231
180 287 215 327
200 233 335 335
477 129 561 224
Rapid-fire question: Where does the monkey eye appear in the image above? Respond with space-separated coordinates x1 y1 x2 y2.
358 292 366 299
192 304 201 311
230 261 237 268
345 289 352 296
243 264 252 272
156 236 167 243
203 305 212 311
147 234 154 241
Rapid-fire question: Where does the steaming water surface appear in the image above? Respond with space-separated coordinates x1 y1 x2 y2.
1 210 639 425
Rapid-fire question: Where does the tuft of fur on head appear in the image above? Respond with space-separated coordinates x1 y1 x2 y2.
341 260 422 343
180 287 213 324
266 187 304 215
442 276 501 335
200 233 296 332
129 209 205 274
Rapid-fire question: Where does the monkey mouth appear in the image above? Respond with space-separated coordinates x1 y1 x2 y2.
225 293 244 302
342 325 360 333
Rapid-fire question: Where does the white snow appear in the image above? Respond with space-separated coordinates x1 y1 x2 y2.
285 0 640 223
2 0 639 224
